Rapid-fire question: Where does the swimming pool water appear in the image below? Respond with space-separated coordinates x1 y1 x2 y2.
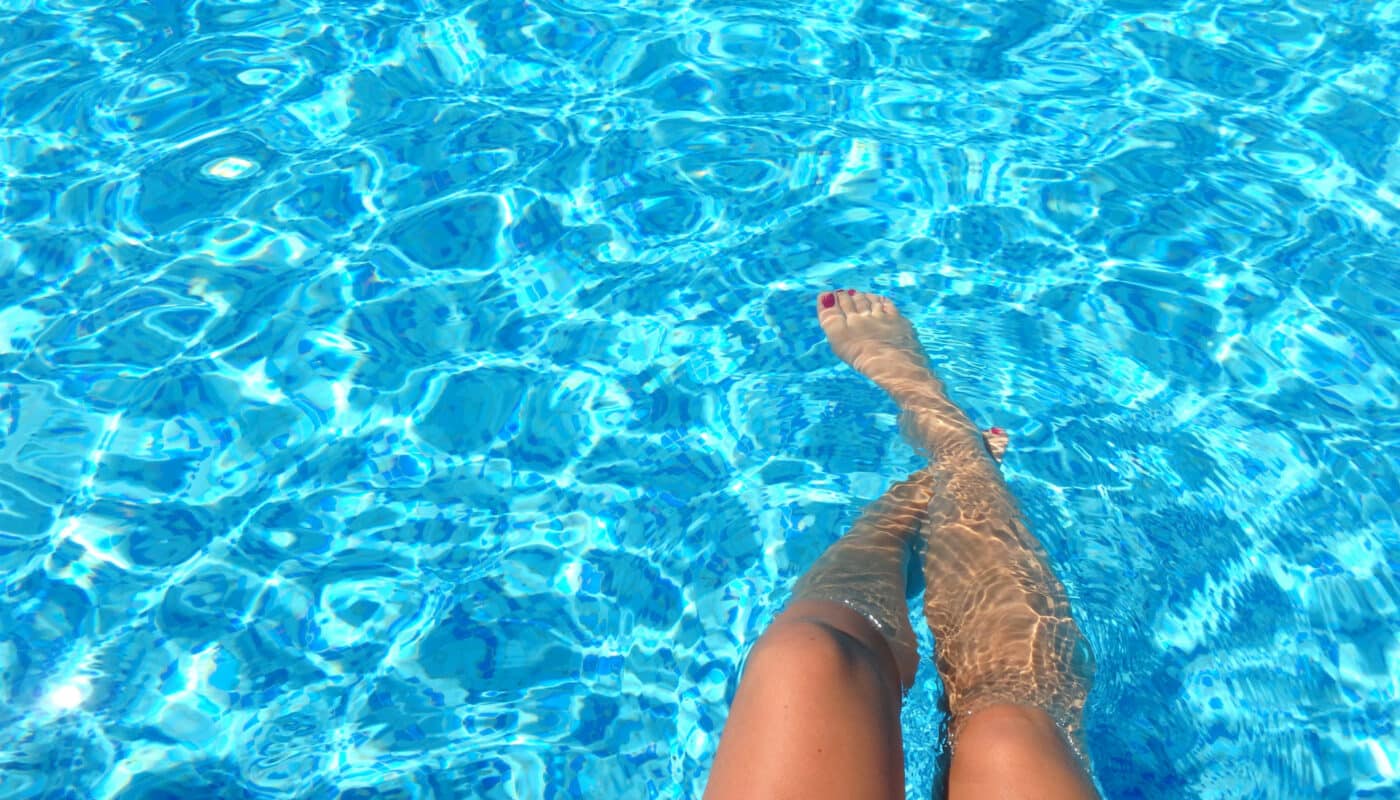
2 0 1397 797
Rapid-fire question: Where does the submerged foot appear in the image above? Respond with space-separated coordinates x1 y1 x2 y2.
983 427 1008 463
816 290 942 406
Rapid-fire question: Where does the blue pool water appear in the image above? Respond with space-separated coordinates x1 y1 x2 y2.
2 0 1398 797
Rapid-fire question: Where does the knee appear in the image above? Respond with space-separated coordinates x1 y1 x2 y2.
745 616 893 694
954 703 1072 765
950 704 1097 798
960 703 1058 739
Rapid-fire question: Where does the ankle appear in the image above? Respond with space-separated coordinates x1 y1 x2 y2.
889 384 952 411
898 403 982 443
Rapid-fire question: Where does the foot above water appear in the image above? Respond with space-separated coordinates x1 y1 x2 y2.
816 289 941 406
818 289 1008 463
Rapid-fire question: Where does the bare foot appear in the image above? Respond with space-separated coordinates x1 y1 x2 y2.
816 290 942 406
819 289 1002 463
983 427 1008 463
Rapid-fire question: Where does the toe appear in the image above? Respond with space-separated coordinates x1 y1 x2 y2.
835 288 860 314
873 294 894 314
817 291 840 315
851 291 875 313
983 427 1009 463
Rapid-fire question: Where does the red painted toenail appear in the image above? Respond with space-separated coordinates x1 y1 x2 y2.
821 293 835 308
989 427 1005 435
847 289 856 295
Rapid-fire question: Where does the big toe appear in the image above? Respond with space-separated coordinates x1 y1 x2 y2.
983 427 1009 463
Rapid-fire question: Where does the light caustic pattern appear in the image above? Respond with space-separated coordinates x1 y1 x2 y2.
1 0 1398 798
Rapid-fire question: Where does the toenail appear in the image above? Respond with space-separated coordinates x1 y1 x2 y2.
989 427 1005 435
821 293 835 308
847 289 856 295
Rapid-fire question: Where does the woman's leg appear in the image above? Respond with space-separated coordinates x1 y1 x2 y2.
812 289 1098 799
913 449 1098 799
708 289 1096 800
837 289 1097 799
705 468 934 800
707 288 973 799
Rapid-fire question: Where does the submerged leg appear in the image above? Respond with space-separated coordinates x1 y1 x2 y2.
789 467 937 687
704 468 934 800
913 433 1097 798
897 383 1092 732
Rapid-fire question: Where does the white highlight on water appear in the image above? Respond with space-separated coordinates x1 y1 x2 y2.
45 679 89 711
202 156 259 180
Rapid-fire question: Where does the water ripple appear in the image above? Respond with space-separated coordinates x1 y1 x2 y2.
1 1 1398 798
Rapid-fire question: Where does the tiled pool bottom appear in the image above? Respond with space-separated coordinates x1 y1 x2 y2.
3 0 1400 797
